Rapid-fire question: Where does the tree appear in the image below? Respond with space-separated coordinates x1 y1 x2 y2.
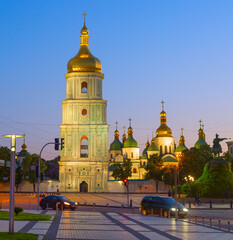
179 145 213 181
22 154 47 192
145 154 164 193
44 156 60 180
15 166 22 192
0 146 10 182
112 159 132 205
163 165 177 188
223 152 233 172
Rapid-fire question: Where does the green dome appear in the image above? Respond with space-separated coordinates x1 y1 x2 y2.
175 144 188 153
162 155 178 163
140 155 147 159
110 139 123 151
195 137 207 149
142 147 148 156
147 144 159 151
17 150 29 158
124 136 138 148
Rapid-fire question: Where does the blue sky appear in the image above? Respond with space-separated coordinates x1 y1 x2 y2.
0 0 233 159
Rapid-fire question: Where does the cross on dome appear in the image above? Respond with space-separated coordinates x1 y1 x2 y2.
123 126 126 133
115 121 118 130
129 118 132 127
82 12 87 24
161 100 165 111
181 128 184 136
199 120 202 128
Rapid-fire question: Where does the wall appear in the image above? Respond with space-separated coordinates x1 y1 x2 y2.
0 180 59 192
108 180 172 193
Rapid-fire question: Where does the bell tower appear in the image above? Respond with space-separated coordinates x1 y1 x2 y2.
59 15 109 192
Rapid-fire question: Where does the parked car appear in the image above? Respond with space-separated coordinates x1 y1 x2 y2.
140 196 188 217
40 196 76 210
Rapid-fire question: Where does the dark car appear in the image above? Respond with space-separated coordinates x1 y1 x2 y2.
140 196 188 217
40 196 76 211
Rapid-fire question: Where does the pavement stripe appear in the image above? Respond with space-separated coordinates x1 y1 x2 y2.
18 221 37 233
44 211 62 240
119 213 182 240
102 212 150 240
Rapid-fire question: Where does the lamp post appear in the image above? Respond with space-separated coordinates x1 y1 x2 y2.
2 134 24 234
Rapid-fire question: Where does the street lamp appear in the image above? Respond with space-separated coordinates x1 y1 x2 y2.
2 134 24 234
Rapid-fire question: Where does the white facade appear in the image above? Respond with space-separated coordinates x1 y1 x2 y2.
59 22 109 192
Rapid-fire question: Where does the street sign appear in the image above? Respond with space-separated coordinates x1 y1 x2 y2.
3 177 8 181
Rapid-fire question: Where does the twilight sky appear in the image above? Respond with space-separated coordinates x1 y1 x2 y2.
0 0 233 160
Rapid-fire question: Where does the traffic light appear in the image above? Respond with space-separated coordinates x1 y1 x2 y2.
123 179 128 186
54 138 59 150
61 138 65 150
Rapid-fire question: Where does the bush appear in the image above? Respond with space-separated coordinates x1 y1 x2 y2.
14 207 23 216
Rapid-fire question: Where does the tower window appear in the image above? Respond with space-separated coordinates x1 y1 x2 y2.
82 109 87 116
131 152 134 158
169 145 171 153
81 82 87 93
133 168 137 173
80 136 88 158
165 146 168 154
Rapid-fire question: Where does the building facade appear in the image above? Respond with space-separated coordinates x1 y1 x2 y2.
59 19 109 192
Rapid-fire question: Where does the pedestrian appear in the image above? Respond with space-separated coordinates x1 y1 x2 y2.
194 193 199 206
197 193 201 205
168 190 171 197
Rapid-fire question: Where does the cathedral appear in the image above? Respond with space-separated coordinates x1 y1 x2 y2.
58 18 208 192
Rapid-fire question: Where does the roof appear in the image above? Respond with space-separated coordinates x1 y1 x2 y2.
124 136 138 148
110 139 123 150
147 144 159 152
175 144 188 153
195 137 207 149
162 155 178 163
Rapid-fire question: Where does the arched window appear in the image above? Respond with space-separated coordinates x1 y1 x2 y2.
169 145 171 153
165 146 168 154
81 82 87 93
133 168 137 173
82 109 87 116
131 152 134 158
143 161 146 166
80 136 88 158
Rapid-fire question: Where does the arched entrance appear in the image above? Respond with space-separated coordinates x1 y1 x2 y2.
80 181 88 192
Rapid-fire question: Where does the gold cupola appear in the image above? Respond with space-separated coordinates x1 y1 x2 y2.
67 13 102 73
156 101 172 137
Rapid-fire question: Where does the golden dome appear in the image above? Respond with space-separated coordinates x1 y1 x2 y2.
67 21 102 73
156 108 172 137
21 143 27 150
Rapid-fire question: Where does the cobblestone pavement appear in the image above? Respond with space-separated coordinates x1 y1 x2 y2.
1 210 233 239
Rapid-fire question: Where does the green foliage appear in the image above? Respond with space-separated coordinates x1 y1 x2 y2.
22 154 47 192
163 165 177 187
181 182 192 195
179 145 213 180
0 147 11 182
223 152 233 172
191 159 233 198
145 154 164 182
44 156 59 180
0 232 38 240
0 211 51 221
14 207 23 216
112 159 132 181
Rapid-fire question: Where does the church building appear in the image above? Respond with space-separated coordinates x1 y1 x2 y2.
59 17 109 192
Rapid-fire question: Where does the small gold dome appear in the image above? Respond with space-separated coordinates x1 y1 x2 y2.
67 22 102 73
